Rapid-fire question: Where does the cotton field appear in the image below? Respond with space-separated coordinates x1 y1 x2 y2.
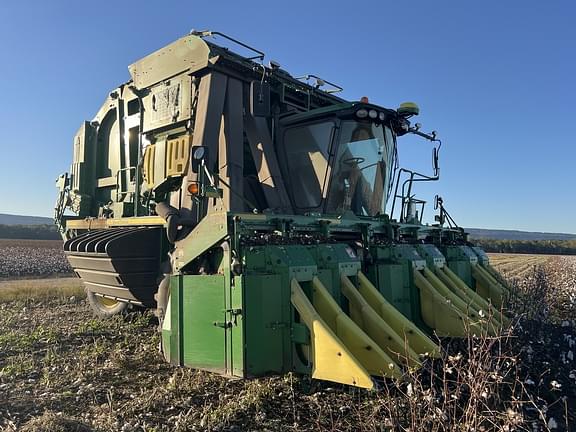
0 247 575 430
547 255 576 292
0 239 72 278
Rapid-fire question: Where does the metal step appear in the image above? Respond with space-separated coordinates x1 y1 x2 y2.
64 227 162 307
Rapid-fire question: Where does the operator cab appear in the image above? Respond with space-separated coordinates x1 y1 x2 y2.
277 102 400 217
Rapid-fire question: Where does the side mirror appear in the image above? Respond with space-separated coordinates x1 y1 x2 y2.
191 146 208 173
432 147 439 176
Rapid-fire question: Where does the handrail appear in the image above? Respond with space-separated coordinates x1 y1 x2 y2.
190 30 265 61
295 74 343 94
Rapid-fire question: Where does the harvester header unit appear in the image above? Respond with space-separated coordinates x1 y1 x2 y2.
55 31 509 389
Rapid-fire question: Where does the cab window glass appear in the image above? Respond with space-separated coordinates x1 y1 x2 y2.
284 122 333 208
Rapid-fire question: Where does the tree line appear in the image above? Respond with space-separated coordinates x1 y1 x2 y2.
472 238 576 255
0 224 61 240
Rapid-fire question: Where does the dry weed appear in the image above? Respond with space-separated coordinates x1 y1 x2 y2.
0 259 574 431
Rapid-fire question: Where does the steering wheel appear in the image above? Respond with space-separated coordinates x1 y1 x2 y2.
342 157 365 166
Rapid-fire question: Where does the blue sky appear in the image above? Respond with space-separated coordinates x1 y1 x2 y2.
0 1 574 233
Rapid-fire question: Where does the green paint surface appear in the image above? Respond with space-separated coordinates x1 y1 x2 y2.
180 275 227 373
243 274 285 376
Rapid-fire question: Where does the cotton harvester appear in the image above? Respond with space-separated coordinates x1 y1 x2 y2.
55 31 509 389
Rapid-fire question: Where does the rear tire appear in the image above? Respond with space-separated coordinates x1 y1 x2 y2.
86 289 129 318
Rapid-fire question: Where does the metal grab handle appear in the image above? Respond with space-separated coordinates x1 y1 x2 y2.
295 74 344 94
191 30 265 61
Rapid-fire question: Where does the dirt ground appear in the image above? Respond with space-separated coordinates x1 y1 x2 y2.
0 257 575 431
0 294 360 431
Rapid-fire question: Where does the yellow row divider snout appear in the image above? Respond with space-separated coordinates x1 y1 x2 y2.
421 267 494 336
355 271 440 358
425 267 502 334
480 263 510 298
439 266 510 327
472 264 506 309
340 274 422 368
290 278 402 389
290 279 376 388
413 269 486 337
485 263 511 293
310 277 402 379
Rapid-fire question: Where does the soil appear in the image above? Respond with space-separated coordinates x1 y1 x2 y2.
0 258 574 431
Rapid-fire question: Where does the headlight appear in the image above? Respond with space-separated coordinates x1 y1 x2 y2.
356 109 368 118
379 112 386 121
368 109 378 119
